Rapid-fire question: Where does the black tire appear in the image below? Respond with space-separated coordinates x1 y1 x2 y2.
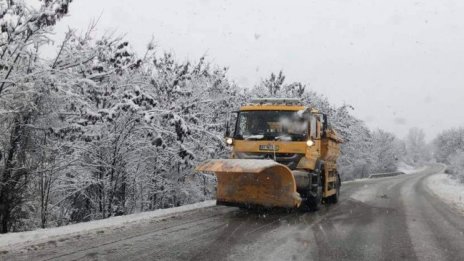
327 174 340 204
238 205 249 210
306 170 323 211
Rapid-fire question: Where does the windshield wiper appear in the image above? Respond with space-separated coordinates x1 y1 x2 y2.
243 134 265 140
263 133 278 140
275 135 293 141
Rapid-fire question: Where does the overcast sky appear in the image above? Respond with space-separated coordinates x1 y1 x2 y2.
44 0 464 140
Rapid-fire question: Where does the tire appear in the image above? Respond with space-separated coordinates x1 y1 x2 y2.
327 174 340 204
306 170 323 211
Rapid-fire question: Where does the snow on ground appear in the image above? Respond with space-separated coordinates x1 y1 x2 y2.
344 165 426 184
342 178 370 184
350 183 379 203
0 200 216 248
397 162 427 174
426 174 464 215
348 165 429 202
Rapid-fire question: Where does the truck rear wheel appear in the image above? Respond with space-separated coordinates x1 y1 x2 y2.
327 174 340 204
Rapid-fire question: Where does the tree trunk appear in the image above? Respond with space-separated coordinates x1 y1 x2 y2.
0 117 23 233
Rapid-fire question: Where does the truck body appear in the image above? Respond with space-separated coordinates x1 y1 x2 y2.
197 98 342 210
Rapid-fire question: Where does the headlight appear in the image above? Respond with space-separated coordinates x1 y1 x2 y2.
226 137 233 145
306 139 314 147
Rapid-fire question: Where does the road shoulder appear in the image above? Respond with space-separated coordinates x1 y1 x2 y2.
425 173 464 215
0 200 216 251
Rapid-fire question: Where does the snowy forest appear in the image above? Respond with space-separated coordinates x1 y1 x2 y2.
434 128 464 182
0 0 461 234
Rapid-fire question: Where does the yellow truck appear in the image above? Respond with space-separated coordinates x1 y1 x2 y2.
197 98 342 210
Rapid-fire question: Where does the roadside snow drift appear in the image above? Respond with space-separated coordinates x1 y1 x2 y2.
0 200 216 248
426 174 464 215
397 162 427 174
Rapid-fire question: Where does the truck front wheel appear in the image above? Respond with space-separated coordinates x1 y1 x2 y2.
306 171 323 211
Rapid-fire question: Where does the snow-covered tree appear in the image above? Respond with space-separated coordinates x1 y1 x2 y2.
261 70 285 95
30 29 244 223
433 127 464 183
433 128 464 163
405 127 430 165
0 0 72 233
369 130 401 173
448 150 464 183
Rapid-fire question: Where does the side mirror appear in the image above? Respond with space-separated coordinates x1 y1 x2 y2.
225 121 230 137
225 111 239 138
322 114 328 131
321 114 328 138
225 112 231 137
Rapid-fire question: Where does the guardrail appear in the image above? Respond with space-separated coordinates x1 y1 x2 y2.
368 171 405 179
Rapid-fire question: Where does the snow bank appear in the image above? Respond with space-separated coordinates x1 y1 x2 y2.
198 159 282 172
397 162 427 174
426 174 464 215
342 178 370 184
343 165 426 184
0 200 216 248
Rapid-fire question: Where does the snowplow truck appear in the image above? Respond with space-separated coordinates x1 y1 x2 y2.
196 98 342 210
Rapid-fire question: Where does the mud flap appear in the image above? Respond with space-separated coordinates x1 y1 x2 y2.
196 159 302 208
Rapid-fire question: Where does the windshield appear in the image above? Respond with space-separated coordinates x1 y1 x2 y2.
234 111 308 141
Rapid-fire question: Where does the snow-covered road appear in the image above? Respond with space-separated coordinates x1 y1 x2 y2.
2 164 464 261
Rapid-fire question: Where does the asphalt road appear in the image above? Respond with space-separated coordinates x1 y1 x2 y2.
3 164 464 261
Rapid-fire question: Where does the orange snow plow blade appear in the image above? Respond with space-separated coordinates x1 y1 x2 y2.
196 159 301 208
